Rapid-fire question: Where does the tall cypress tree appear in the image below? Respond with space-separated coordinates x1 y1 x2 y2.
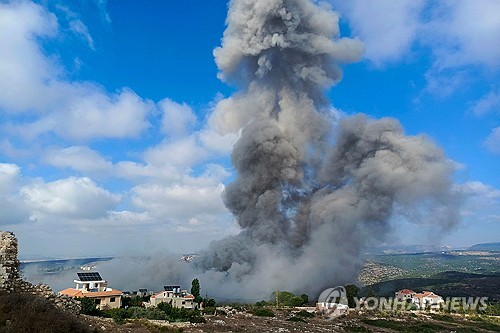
191 278 201 302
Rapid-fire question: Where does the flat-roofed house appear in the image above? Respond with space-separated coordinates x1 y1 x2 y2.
146 285 197 309
59 272 123 310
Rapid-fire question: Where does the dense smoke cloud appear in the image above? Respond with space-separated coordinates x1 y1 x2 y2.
192 0 459 298
54 0 460 301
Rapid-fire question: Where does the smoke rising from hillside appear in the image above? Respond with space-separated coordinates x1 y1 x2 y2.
86 0 459 300
191 0 459 298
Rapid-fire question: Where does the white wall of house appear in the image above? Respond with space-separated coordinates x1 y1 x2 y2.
93 295 122 310
147 291 195 309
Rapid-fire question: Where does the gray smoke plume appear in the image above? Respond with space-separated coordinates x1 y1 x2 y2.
18 0 460 301
192 0 460 298
70 0 458 301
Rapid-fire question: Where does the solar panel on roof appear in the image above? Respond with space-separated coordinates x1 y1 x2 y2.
164 285 181 291
77 272 103 281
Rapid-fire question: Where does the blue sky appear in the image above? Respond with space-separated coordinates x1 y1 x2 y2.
0 0 499 258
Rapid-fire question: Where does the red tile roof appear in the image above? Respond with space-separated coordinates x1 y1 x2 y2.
414 291 441 299
397 289 415 294
59 288 122 298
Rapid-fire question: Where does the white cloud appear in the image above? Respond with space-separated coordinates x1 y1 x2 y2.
159 98 197 138
44 146 113 174
423 69 470 98
131 182 229 230
199 128 237 155
0 1 235 255
485 127 500 154
418 1 500 96
0 1 152 140
113 161 166 181
69 19 95 49
0 163 20 189
335 1 500 71
92 0 111 25
55 4 95 50
0 1 59 113
333 0 425 66
459 181 500 200
455 181 500 225
10 86 153 141
144 137 209 170
22 177 120 219
427 0 500 70
471 89 500 116
0 163 29 225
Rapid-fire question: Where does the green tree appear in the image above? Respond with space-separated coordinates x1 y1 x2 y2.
121 295 146 308
79 297 101 316
273 291 307 307
191 278 202 303
345 284 360 308
204 298 216 307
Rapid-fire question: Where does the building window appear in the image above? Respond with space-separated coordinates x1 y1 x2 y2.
182 301 185 305
95 299 101 304
110 297 116 302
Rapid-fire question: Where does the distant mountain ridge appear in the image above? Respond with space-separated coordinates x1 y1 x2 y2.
469 242 500 251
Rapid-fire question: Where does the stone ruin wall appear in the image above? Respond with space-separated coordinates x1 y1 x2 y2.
0 231 21 291
0 231 81 315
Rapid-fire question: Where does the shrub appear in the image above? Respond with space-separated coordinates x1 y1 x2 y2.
203 298 216 307
156 302 202 322
274 291 308 307
0 291 93 333
202 306 216 315
79 297 102 316
255 300 270 307
121 295 148 308
296 310 314 318
128 306 149 318
103 308 130 324
253 308 275 317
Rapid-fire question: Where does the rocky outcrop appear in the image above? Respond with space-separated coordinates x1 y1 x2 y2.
0 231 81 315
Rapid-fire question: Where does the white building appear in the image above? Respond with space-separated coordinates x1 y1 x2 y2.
59 272 123 310
146 285 197 310
412 291 444 310
395 289 416 301
395 289 444 310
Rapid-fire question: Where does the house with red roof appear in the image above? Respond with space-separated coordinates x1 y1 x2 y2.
58 272 122 310
395 289 416 301
412 291 444 310
395 289 444 310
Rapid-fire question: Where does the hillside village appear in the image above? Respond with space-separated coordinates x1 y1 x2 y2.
2 231 500 332
58 271 200 311
55 269 447 313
